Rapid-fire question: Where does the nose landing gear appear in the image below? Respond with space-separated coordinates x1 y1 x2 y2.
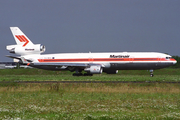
150 69 154 77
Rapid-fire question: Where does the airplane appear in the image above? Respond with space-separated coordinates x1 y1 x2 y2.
6 27 177 77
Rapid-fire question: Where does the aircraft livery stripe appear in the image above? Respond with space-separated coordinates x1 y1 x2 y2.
18 35 26 42
38 58 175 62
15 35 24 42
15 35 29 47
21 35 29 47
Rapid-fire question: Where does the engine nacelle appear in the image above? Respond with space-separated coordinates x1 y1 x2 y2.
84 65 103 74
6 44 45 55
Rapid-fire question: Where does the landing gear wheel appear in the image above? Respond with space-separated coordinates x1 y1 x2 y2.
73 73 83 76
73 69 83 76
84 73 93 76
149 69 154 77
150 74 154 77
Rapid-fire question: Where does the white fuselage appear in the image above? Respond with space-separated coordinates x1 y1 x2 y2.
23 52 176 71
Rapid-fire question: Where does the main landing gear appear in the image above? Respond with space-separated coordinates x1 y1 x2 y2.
150 69 154 77
72 69 93 76
73 73 93 76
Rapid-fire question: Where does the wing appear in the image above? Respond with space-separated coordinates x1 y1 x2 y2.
30 62 89 67
27 62 103 71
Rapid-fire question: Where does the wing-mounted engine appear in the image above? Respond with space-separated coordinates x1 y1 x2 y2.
84 65 103 74
6 44 45 55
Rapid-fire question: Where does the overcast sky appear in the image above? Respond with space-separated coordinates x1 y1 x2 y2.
0 0 180 61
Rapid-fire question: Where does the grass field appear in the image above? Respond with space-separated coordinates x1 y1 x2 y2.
0 68 180 82
0 68 180 119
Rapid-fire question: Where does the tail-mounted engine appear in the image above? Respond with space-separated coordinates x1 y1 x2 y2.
6 44 45 55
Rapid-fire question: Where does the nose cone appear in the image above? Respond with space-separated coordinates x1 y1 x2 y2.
171 58 177 64
173 60 177 64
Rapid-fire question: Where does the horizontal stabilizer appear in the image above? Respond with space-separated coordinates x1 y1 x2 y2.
6 55 21 60
6 55 32 63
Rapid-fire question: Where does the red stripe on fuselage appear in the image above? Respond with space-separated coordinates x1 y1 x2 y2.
37 58 176 62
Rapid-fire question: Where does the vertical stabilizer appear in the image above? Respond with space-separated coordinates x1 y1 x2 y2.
7 27 46 55
10 27 34 47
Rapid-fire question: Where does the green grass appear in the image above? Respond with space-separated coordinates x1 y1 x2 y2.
1 74 180 82
0 68 180 119
0 83 180 119
1 68 180 75
0 68 180 82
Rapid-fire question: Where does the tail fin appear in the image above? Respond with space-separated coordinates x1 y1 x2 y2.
10 27 34 47
7 27 46 55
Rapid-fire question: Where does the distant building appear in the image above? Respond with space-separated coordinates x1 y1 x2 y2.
0 62 17 69
0 64 5 69
0 62 32 69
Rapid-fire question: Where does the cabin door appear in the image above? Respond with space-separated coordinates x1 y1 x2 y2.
129 57 134 63
158 57 162 63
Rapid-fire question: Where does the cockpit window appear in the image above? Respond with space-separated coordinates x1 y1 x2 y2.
166 57 172 59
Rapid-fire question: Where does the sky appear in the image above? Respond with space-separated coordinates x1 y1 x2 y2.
0 0 180 61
